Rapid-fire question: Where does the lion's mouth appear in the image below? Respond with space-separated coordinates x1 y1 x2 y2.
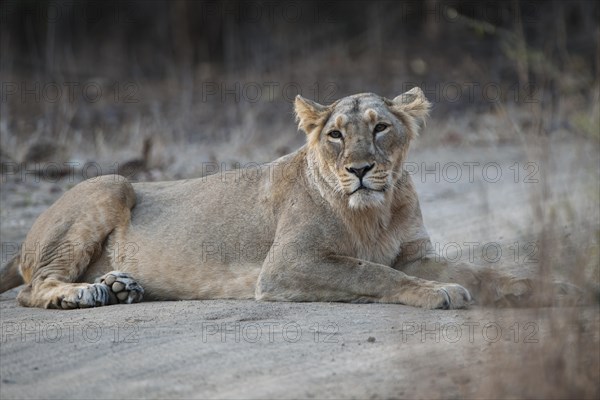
349 185 387 195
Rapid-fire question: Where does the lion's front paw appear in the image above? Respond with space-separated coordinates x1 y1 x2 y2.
96 271 144 304
494 276 534 306
478 273 586 307
416 284 472 309
474 269 536 307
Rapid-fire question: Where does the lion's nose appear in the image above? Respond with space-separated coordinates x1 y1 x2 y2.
346 163 374 179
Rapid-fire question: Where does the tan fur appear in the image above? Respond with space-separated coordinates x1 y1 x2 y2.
1 90 557 309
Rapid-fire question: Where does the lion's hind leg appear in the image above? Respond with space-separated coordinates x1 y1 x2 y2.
18 280 113 309
16 175 139 309
18 271 144 309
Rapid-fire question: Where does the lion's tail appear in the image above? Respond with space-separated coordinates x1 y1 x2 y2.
0 252 24 293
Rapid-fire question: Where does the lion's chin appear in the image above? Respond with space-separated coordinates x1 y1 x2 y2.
347 189 386 210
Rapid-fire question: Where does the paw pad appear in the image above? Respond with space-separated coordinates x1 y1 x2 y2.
97 271 144 304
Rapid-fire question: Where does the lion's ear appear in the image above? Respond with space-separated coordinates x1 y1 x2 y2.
389 88 431 135
294 95 331 135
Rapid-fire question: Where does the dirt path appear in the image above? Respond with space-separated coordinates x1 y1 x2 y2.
1 141 599 399
1 293 597 399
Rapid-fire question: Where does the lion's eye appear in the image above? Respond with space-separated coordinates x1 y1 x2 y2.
328 130 343 139
374 123 388 134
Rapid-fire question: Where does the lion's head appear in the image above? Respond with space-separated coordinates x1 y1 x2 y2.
294 89 431 209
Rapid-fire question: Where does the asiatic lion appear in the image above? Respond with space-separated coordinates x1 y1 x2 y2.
0 89 550 309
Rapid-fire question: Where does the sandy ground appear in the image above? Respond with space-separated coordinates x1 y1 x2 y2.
1 139 599 399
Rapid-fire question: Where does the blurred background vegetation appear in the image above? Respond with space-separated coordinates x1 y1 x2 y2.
1 0 598 174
